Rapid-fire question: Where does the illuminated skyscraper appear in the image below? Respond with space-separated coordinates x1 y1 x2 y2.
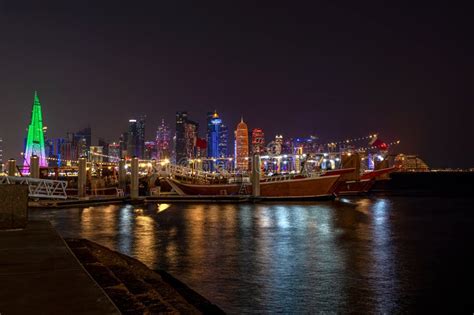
144 141 157 160
0 137 3 164
207 111 229 159
234 117 249 171
24 91 47 167
175 112 188 163
185 120 199 159
176 112 199 163
108 142 121 162
127 116 146 158
156 119 171 160
251 128 265 154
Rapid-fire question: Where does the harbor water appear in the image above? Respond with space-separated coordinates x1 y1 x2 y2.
31 196 474 313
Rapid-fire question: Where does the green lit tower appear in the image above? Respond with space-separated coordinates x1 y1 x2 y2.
24 91 47 167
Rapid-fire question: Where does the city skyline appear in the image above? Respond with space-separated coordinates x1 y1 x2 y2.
0 2 471 168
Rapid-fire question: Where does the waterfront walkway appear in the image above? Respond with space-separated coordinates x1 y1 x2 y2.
0 220 119 314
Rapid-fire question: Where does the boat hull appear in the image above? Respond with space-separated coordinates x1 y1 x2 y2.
167 175 340 199
334 179 375 196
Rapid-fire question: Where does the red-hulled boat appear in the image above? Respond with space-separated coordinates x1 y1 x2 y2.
322 167 397 195
167 174 341 200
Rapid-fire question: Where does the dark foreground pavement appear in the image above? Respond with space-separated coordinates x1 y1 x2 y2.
0 220 119 315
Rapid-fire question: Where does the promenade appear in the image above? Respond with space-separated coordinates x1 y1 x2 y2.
0 220 119 315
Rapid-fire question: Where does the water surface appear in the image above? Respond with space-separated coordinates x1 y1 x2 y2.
31 197 474 313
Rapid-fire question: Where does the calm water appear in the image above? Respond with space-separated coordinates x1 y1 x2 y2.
31 197 474 313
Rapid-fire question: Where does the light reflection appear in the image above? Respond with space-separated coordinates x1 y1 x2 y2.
133 214 156 267
117 205 133 255
157 203 171 212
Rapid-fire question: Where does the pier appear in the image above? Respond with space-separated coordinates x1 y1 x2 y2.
0 221 119 314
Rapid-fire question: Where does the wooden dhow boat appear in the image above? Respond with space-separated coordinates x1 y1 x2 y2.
167 173 341 200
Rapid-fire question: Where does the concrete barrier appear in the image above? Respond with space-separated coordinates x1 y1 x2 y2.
0 184 28 229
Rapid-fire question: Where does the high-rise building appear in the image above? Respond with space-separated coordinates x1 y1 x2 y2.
144 141 157 160
234 118 249 171
108 142 121 162
207 111 222 158
0 137 4 164
65 127 91 160
185 120 199 160
98 138 109 162
175 112 188 163
127 116 146 158
89 146 103 163
175 112 199 163
156 119 171 160
219 124 228 158
119 132 128 158
45 138 66 167
251 128 265 154
24 91 47 167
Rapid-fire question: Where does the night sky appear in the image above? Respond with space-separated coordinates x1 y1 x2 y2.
0 1 472 167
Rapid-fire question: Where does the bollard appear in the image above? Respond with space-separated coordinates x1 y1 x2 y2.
30 155 39 178
131 156 139 199
251 154 261 197
78 157 87 198
7 159 16 177
118 158 126 190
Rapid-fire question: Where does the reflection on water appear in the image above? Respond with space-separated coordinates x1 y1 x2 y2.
31 197 474 313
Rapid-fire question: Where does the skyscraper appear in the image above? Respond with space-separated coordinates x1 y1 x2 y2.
251 128 265 154
108 142 121 162
156 119 171 160
175 112 188 163
98 138 109 162
144 141 157 160
175 112 199 163
185 120 199 160
234 118 249 171
127 116 146 158
207 111 222 158
0 137 4 164
24 91 47 167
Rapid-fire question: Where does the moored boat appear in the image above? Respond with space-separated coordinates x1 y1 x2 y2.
321 166 397 195
167 174 341 200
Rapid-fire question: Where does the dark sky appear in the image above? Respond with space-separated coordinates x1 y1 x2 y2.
0 1 472 167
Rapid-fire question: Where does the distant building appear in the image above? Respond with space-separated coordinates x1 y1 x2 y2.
206 110 228 166
175 112 199 163
175 112 188 163
144 141 157 160
127 116 146 158
251 128 265 154
65 126 91 160
395 154 430 171
98 138 109 162
45 138 66 167
89 146 103 163
284 135 318 155
108 142 121 162
119 132 128 159
185 120 199 160
207 111 221 159
219 124 228 158
267 135 283 155
0 137 3 164
234 118 249 171
156 119 171 160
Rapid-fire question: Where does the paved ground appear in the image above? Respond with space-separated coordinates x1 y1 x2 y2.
0 220 119 315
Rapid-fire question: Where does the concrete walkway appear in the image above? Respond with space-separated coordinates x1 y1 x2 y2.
0 220 119 315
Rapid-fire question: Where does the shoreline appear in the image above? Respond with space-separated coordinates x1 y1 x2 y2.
65 238 224 314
